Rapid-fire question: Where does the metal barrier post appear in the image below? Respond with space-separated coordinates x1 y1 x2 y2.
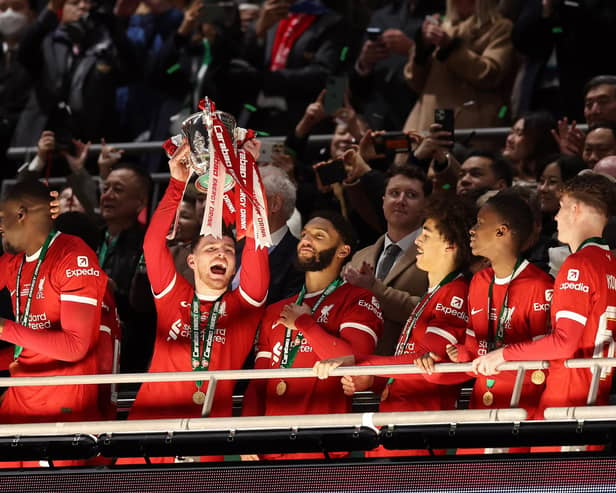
509 366 526 408
202 377 217 418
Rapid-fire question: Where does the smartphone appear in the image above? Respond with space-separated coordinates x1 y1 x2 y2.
323 75 347 115
373 132 412 154
366 26 382 41
313 158 346 185
434 108 455 141
257 140 285 164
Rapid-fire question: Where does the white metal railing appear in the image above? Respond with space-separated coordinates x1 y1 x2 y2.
0 409 527 437
0 361 550 420
0 357 610 441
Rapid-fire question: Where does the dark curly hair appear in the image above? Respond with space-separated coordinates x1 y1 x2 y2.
423 194 476 271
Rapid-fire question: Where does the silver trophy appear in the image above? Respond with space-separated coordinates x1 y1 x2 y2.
180 110 237 193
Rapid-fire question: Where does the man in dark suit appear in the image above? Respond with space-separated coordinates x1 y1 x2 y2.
344 164 429 355
233 165 303 304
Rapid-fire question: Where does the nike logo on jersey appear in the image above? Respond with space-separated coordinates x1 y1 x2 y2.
471 308 483 315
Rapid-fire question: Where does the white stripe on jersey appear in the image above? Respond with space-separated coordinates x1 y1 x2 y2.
465 329 476 338
256 351 272 360
239 286 267 307
532 334 545 341
339 322 378 345
425 326 458 345
100 325 112 335
60 294 98 306
153 274 176 299
555 310 588 326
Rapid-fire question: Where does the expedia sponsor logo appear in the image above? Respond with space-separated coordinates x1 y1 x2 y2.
545 289 553 302
559 281 589 293
66 267 100 278
77 256 89 267
607 274 616 291
435 303 469 322
359 298 383 320
567 269 579 282
28 312 51 330
450 296 464 309
533 302 550 312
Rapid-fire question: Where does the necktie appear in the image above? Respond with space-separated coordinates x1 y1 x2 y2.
376 243 401 280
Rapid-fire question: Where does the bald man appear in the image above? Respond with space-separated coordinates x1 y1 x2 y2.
593 156 616 179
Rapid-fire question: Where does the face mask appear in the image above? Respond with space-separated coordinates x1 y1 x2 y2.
0 8 28 39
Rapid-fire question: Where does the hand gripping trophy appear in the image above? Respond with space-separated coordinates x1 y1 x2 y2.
164 98 271 248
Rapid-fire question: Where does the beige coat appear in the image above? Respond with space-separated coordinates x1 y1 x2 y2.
403 15 515 133
351 236 428 355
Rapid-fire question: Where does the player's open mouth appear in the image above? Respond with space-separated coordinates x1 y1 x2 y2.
210 263 227 275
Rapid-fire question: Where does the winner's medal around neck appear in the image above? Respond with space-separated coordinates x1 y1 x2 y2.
275 380 287 396
192 391 206 405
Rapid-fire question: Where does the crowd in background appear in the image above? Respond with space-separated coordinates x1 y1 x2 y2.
1 0 616 462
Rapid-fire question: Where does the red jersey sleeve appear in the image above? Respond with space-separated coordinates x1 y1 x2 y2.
296 288 383 360
2 246 105 362
236 236 269 309
505 257 586 361
414 282 469 359
143 178 185 296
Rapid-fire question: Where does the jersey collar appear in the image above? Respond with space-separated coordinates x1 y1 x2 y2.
493 259 529 285
25 231 61 263
577 237 609 252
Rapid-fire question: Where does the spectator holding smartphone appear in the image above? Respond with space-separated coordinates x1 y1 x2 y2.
402 0 516 132
350 0 445 131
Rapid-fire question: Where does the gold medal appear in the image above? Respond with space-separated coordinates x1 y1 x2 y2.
482 390 494 406
531 369 546 385
380 385 390 402
276 380 287 396
192 390 206 405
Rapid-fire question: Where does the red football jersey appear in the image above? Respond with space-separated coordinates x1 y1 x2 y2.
243 282 382 460
360 276 469 413
505 241 616 413
129 178 269 420
461 260 553 414
0 232 107 423
245 282 383 417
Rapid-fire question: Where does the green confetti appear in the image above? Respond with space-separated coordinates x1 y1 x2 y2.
244 104 257 112
255 130 270 136
166 63 181 75
552 26 563 34
441 183 451 190
498 105 508 119
339 46 349 62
